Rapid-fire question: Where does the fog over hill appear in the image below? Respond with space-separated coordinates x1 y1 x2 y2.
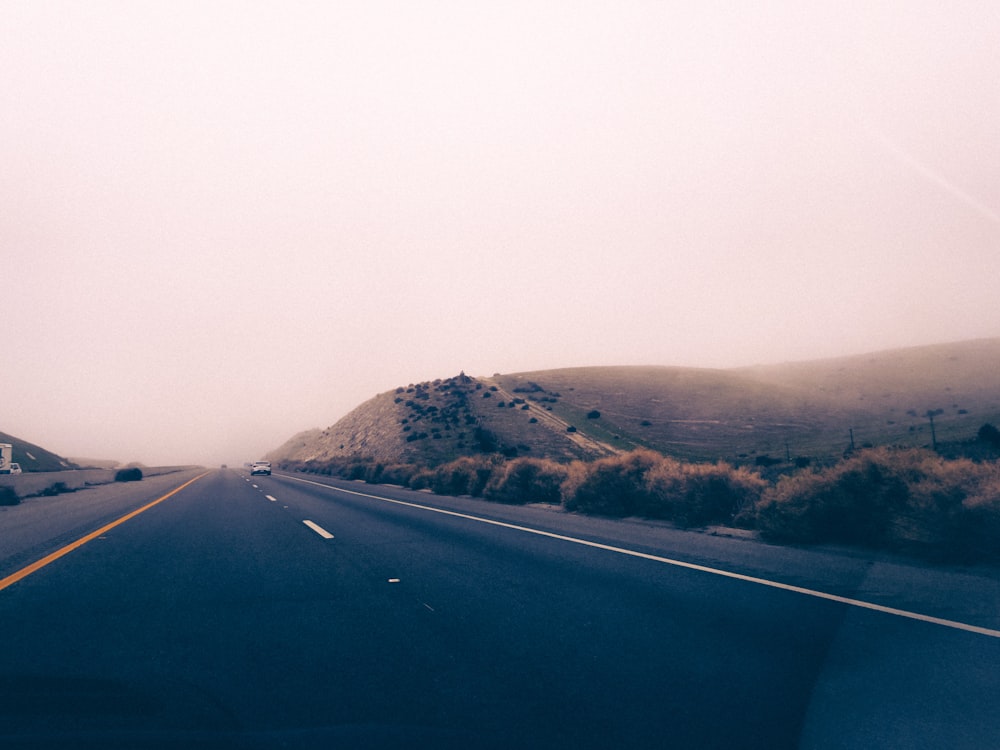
6 2 1000 469
271 339 1000 468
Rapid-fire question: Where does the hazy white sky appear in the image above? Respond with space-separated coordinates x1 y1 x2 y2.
3 1 999 466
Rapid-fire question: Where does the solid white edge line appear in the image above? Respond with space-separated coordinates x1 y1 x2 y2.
279 473 1000 639
303 519 334 539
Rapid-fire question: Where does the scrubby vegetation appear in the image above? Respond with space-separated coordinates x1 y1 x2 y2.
429 456 496 497
484 458 568 505
281 444 1000 564
114 467 143 482
561 450 766 527
757 448 1000 561
0 486 18 506
39 481 72 496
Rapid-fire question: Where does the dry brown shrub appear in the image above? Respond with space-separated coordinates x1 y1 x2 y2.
431 456 497 497
483 458 568 505
562 450 661 517
759 448 1000 561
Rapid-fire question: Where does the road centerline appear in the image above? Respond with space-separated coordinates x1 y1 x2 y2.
280 473 1000 639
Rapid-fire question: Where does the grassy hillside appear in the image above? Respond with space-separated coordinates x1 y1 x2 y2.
272 339 1000 468
0 431 78 472
495 339 1000 464
738 338 1000 456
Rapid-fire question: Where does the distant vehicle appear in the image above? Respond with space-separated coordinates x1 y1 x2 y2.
250 461 271 476
8 463 21 475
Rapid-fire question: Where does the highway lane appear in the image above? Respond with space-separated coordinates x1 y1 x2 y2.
262 472 1000 747
270 472 1000 631
0 468 998 748
0 469 208 581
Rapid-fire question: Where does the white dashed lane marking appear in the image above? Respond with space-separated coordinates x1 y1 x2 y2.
303 520 334 539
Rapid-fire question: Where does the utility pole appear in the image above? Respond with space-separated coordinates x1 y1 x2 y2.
926 409 942 451
849 428 855 452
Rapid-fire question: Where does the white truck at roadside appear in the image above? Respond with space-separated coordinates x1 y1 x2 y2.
0 443 15 474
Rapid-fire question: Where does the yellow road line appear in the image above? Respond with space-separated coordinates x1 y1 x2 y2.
0 471 210 593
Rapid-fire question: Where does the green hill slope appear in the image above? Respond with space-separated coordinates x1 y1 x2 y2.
272 339 1000 468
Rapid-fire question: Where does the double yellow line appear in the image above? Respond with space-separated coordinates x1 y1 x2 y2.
0 471 209 593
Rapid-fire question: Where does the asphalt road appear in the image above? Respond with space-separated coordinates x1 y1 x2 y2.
1 468 998 749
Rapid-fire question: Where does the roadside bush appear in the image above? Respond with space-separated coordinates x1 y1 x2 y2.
757 450 908 546
346 462 369 481
886 454 968 554
958 479 1000 562
367 462 390 483
646 460 767 528
483 458 568 505
377 463 419 486
408 468 435 491
882 453 1000 561
115 467 143 482
40 481 72 496
754 447 1000 560
431 456 496 497
563 450 660 517
0 486 18 506
561 450 767 525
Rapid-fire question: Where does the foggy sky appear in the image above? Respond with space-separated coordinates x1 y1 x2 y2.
3 1 999 466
